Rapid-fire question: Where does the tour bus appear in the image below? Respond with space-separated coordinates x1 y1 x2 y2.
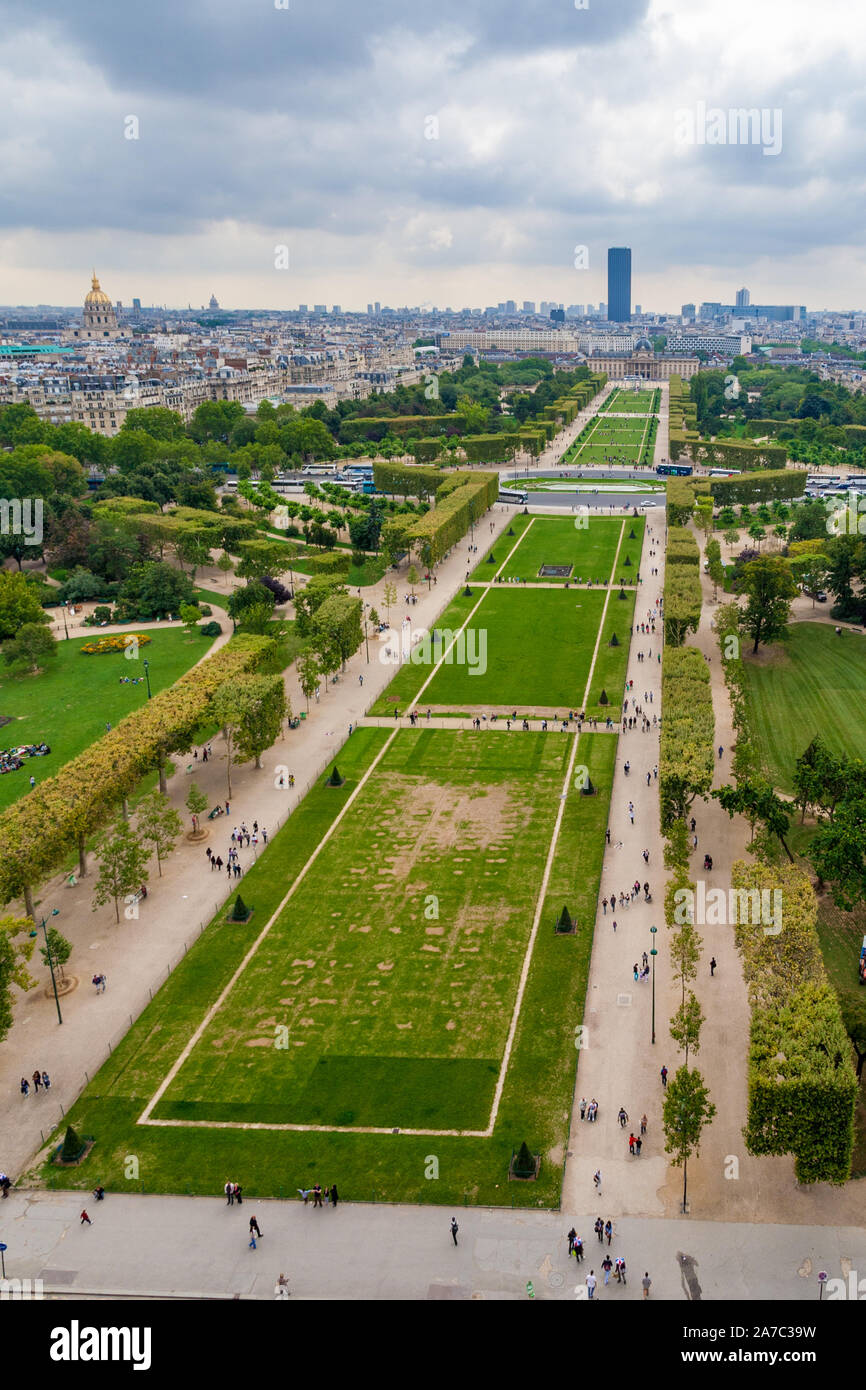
656 463 693 477
223 478 239 490
708 467 742 476
499 488 528 504
301 463 339 476
272 478 306 493
345 463 375 478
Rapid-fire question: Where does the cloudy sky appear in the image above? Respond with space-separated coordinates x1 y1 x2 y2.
1 0 864 312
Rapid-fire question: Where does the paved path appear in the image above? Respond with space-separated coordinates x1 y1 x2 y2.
2 1190 864 1300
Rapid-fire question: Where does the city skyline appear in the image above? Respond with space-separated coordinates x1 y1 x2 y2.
1 0 865 310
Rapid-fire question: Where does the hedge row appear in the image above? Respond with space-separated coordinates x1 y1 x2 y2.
665 477 711 527
691 440 788 471
338 415 466 444
731 859 857 1185
372 461 443 498
708 469 807 506
659 646 715 827
663 519 704 647
308 551 351 576
405 472 499 565
462 434 522 464
666 527 701 566
0 634 271 908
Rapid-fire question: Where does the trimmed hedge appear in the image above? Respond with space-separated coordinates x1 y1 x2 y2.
339 415 465 444
731 859 857 1185
308 551 352 576
659 646 714 827
666 527 700 566
0 634 271 908
709 469 807 506
372 462 443 498
405 472 499 565
462 434 521 464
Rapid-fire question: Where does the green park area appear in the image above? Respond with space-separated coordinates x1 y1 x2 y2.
741 623 866 794
0 628 218 811
497 515 644 584
601 388 660 414
35 725 616 1206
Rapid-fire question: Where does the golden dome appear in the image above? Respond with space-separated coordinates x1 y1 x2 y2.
85 271 111 306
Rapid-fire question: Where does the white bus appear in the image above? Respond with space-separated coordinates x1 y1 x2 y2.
272 478 306 493
301 463 340 476
708 467 742 476
498 488 527 505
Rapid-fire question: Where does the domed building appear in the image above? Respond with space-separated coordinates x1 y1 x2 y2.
71 272 122 340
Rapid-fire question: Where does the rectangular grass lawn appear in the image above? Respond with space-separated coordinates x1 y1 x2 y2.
0 628 219 812
152 730 571 1131
419 586 607 708
499 515 644 584
36 729 615 1206
742 622 866 793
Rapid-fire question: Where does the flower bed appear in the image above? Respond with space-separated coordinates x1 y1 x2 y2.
80 634 153 655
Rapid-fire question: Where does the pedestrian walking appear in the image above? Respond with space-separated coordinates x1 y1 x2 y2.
579 1096 587 1120
602 1255 613 1285
20 1077 29 1098
234 1183 243 1205
710 957 717 977
80 1210 92 1225
42 1071 50 1092
594 1216 604 1243
249 1216 262 1239
612 918 617 933
451 1217 459 1246
640 1114 647 1135
642 1272 652 1299
225 1180 234 1205
330 1183 338 1208
567 1227 577 1255
618 1107 628 1128
628 1132 635 1155
718 745 723 759
660 1066 668 1088
574 1236 584 1263
32 1069 41 1093
593 1169 602 1193
635 1136 642 1157
605 1220 613 1246
586 1270 597 1300
274 1273 291 1299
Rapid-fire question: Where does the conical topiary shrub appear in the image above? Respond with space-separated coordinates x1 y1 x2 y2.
326 765 345 787
556 905 575 934
598 689 609 706
580 775 596 796
624 554 632 566
463 586 473 597
230 894 251 922
609 632 619 647
507 527 515 536
60 1124 83 1163
487 553 496 563
618 589 627 599
512 1141 537 1178
628 528 637 539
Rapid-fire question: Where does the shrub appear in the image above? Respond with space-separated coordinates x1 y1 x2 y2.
60 1125 84 1162
199 621 222 637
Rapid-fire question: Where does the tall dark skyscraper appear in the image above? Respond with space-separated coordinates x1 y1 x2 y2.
607 247 632 322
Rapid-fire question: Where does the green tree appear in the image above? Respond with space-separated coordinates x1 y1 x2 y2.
116 561 195 621
669 991 705 1065
0 570 51 640
662 1065 717 1212
39 925 72 981
185 781 209 835
92 821 150 924
312 592 362 671
3 621 57 675
136 790 183 877
213 673 287 791
216 550 235 586
179 603 202 636
738 556 797 654
297 651 321 712
0 915 36 1043
382 581 397 626
810 797 866 910
713 778 794 859
406 564 419 597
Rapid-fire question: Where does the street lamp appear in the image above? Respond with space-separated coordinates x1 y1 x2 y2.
29 907 62 1025
650 925 658 1045
61 601 69 640
143 658 152 700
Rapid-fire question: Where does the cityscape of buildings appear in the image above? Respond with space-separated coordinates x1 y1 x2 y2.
3 252 866 436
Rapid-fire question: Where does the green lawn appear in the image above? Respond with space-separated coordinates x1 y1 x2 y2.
372 587 608 711
741 623 866 793
498 515 644 584
0 628 218 812
34 727 616 1207
192 586 231 610
601 388 660 414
